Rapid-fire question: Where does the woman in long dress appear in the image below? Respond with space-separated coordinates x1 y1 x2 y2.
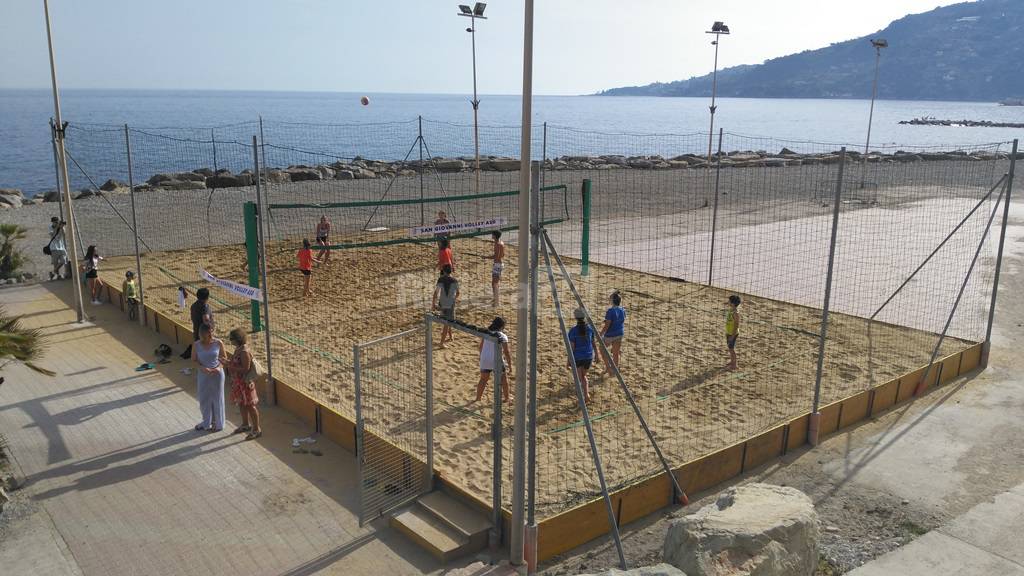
192 323 227 432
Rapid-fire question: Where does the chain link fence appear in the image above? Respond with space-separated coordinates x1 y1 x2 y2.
30 116 1013 523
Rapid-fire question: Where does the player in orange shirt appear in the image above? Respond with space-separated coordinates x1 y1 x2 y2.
298 238 314 297
437 238 454 272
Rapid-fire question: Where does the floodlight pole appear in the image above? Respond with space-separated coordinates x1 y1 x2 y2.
43 0 86 323
861 41 886 188
705 25 728 166
459 6 486 203
511 0 535 567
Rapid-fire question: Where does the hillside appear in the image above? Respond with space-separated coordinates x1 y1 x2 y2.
597 0 1024 101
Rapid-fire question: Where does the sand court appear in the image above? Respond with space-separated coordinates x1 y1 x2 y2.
94 208 977 516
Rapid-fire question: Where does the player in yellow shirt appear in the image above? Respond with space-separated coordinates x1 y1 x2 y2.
725 295 741 371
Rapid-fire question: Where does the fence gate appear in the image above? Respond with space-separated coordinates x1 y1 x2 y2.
354 326 431 526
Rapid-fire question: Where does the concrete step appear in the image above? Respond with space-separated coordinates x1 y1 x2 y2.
391 506 468 563
417 491 492 543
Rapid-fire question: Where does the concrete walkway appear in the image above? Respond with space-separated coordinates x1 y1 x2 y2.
0 282 456 576
849 481 1024 575
842 200 1024 575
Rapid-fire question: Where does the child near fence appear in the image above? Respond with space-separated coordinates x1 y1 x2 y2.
725 295 741 371
122 271 139 320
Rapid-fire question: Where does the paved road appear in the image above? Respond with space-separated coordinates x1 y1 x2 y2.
0 282 455 576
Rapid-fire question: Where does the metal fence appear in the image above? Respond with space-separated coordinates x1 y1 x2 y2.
41 116 1015 525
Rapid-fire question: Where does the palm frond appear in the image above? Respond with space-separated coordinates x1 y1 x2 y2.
0 305 53 377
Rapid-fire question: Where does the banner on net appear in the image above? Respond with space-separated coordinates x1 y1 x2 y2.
408 217 507 237
200 269 262 301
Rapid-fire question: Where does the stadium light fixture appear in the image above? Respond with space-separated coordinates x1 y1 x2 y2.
704 21 730 166
457 2 488 196
862 38 888 188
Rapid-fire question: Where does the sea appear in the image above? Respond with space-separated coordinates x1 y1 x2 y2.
3 89 1024 196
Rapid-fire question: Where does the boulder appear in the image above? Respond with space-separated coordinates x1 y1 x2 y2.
155 180 207 190
192 168 216 177
317 165 336 179
42 190 62 202
779 147 797 156
285 168 322 182
99 179 129 192
434 159 466 173
352 167 376 180
267 170 291 184
334 170 355 180
578 564 688 576
894 154 923 163
762 158 788 168
148 172 204 185
490 158 520 171
602 156 628 166
729 153 761 163
629 159 654 169
0 189 23 209
75 188 99 199
206 172 252 188
663 483 818 576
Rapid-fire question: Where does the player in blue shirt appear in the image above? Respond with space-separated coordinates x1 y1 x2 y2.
600 291 626 377
568 307 598 403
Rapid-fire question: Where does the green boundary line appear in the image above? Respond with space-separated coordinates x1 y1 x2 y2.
268 184 567 210
155 265 486 421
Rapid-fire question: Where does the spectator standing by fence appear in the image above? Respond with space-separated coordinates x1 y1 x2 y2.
81 245 104 305
192 323 226 432
227 328 262 440
46 217 67 281
181 288 214 359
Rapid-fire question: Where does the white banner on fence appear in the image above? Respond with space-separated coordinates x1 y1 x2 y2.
200 269 263 301
408 217 507 237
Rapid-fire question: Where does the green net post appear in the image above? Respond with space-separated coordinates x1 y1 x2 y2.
244 201 262 332
581 179 592 276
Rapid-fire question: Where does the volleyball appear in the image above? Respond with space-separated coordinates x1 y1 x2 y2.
360 96 370 106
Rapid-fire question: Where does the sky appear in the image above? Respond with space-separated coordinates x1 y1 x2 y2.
1 0 970 95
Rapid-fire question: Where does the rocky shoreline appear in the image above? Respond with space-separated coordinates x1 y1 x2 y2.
899 117 1024 128
1 147 1016 206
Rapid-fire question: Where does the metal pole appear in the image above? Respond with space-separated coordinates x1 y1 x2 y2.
982 140 1017 366
511 161 536 567
871 175 1007 320
211 128 218 173
707 35 720 165
425 315 435 491
917 182 1007 395
861 47 881 189
49 118 64 218
419 116 425 226
708 128 724 285
543 230 689 507
252 136 276 406
43 0 85 322
490 335 503 552
259 115 270 196
125 125 144 326
511 0 535 565
541 121 548 192
471 18 481 199
809 148 846 446
541 240 628 570
526 161 540 575
354 343 364 508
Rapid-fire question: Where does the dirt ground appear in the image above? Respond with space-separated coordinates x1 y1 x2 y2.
96 231 970 519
